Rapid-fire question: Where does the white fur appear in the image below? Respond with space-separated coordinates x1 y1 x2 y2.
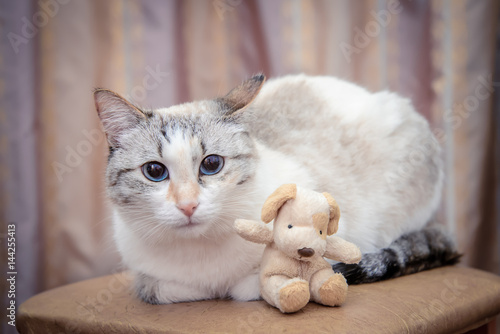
109 75 443 303
113 143 317 302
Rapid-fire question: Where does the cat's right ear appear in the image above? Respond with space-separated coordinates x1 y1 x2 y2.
219 74 266 116
94 89 146 147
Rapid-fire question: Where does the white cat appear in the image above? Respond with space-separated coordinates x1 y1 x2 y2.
94 74 458 304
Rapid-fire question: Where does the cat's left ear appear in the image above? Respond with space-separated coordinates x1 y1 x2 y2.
219 73 266 116
94 89 146 147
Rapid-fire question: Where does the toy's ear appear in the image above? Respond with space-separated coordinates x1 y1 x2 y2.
322 192 340 235
261 184 297 223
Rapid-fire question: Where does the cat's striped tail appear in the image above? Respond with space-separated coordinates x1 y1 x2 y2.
332 226 461 284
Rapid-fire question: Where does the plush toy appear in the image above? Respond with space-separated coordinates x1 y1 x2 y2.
235 184 362 313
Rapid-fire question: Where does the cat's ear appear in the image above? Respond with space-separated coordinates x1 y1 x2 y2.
219 73 266 116
322 192 340 235
94 89 146 147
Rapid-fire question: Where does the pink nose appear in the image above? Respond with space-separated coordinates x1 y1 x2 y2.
176 202 198 217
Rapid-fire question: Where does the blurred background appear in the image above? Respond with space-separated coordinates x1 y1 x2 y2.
1 0 499 331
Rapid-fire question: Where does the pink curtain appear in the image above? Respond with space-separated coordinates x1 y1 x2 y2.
1 1 498 332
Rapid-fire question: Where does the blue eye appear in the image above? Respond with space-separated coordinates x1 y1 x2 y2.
200 155 224 175
142 162 168 182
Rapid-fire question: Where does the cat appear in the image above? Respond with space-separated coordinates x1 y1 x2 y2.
94 74 459 304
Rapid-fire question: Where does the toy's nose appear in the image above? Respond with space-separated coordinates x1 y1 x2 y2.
297 247 315 257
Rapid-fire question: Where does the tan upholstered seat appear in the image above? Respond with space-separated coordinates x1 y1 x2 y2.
17 266 500 333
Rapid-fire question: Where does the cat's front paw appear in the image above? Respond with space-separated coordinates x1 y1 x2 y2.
230 273 261 301
135 272 219 304
134 273 162 304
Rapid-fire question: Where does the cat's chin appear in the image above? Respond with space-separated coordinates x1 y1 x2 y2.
175 221 202 231
169 217 234 240
170 220 209 238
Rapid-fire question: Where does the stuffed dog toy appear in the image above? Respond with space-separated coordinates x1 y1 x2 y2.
235 184 362 313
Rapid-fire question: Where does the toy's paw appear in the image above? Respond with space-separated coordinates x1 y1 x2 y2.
278 279 310 313
344 246 362 264
234 219 273 244
318 273 348 307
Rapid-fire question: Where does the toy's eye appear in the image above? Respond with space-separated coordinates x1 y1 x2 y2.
288 224 293 229
320 230 323 235
200 155 224 175
142 162 168 182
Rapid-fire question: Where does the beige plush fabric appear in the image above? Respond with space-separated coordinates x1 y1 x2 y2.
237 186 363 313
322 192 341 235
261 184 297 223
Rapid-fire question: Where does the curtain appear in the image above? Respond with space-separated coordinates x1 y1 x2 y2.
1 1 498 331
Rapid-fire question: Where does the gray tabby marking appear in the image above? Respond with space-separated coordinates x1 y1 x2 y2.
110 168 135 187
134 273 161 305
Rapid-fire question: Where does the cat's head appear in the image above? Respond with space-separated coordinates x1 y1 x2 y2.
94 74 265 241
